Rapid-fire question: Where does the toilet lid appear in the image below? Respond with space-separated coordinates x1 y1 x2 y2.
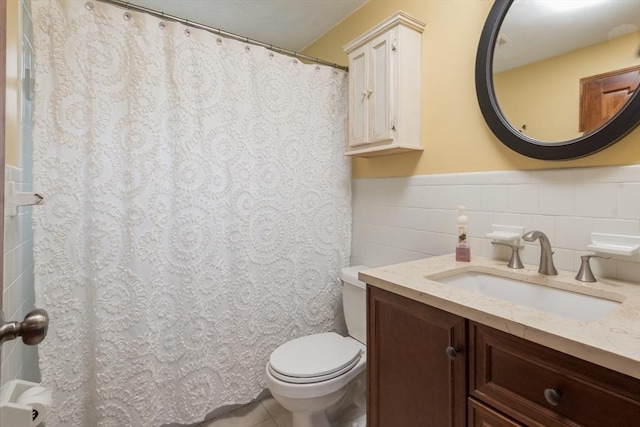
269 332 362 383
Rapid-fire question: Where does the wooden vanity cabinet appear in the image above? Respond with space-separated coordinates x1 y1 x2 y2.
367 286 467 427
366 285 640 427
470 322 640 427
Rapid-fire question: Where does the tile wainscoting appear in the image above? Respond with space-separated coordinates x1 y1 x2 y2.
351 165 640 283
2 165 38 383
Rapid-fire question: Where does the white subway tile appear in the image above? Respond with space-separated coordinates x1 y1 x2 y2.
520 242 541 267
490 170 532 185
434 186 458 210
482 240 511 262
492 212 522 226
481 185 507 212
575 184 617 218
457 171 495 185
403 175 431 186
351 202 370 223
3 217 10 248
433 233 457 256
552 248 575 272
395 185 426 208
581 165 640 183
617 260 640 283
402 186 438 209
350 255 369 267
554 216 594 250
373 207 423 230
458 185 484 211
617 183 640 220
468 211 493 238
3 252 12 287
507 184 539 214
352 166 639 280
532 168 583 183
351 238 427 267
426 173 459 185
593 219 640 235
23 346 41 382
429 210 450 233
539 184 575 216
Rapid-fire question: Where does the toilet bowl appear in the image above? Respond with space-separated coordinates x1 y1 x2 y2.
265 266 368 427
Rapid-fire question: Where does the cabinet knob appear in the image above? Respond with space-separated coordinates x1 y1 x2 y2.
543 388 561 406
445 346 460 360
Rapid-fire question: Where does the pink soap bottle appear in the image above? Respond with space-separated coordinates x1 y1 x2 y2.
455 205 470 262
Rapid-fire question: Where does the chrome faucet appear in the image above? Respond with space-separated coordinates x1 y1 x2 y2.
522 230 558 275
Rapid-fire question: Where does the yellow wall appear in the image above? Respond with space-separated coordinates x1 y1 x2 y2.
303 0 640 178
5 0 19 166
494 32 639 142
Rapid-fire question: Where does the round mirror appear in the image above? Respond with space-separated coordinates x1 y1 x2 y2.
476 0 640 160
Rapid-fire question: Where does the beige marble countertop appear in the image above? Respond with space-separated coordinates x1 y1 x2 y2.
359 254 640 380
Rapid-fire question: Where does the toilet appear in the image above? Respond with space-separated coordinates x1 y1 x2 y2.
265 265 368 427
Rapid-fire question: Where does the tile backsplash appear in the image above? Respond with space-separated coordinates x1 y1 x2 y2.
351 165 640 283
2 165 39 383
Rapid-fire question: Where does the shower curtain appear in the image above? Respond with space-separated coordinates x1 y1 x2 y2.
30 1 351 426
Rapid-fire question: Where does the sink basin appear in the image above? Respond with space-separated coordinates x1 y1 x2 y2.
435 271 621 321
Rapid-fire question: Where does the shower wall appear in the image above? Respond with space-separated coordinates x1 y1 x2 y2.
1 0 38 383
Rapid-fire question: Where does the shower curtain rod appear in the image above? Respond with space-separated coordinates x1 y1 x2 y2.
96 0 349 72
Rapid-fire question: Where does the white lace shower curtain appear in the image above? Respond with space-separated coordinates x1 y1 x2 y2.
31 1 351 425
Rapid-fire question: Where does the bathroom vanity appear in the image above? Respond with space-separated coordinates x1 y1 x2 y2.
361 255 640 427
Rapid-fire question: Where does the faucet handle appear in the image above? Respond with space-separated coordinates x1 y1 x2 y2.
491 241 524 269
575 254 611 282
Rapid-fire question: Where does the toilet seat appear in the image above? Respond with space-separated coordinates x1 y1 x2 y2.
269 332 362 384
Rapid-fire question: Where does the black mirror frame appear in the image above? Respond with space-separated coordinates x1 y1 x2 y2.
475 0 640 161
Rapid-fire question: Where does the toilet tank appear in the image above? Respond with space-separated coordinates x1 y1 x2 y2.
340 265 369 345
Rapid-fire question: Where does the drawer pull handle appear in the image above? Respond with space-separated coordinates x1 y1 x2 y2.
445 346 460 360
544 388 561 406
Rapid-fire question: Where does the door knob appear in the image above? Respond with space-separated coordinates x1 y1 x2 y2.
0 308 49 346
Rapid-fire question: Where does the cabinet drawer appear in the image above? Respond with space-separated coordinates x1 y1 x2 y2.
468 398 523 427
470 322 640 427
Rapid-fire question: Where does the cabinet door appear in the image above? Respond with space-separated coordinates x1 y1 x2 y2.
368 32 394 144
348 44 369 147
367 286 467 427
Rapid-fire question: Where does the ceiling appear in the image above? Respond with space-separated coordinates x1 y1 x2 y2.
125 0 368 52
494 0 640 72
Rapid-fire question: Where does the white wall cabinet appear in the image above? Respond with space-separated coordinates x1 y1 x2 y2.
343 11 425 157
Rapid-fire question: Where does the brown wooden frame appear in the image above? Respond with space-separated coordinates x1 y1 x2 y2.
579 65 640 133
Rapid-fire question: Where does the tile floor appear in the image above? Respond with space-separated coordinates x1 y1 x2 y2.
199 396 292 427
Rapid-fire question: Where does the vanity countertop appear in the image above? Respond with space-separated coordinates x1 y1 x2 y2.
359 254 640 380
